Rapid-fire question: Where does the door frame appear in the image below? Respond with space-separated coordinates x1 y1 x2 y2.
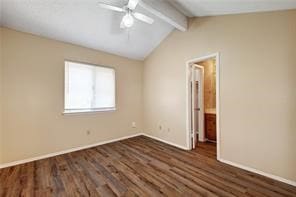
185 53 221 160
192 65 205 143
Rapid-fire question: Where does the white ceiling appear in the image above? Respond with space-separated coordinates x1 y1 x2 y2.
171 0 296 17
1 0 296 60
0 0 174 60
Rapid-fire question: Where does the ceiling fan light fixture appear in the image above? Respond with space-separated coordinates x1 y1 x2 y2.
122 13 134 28
99 0 154 29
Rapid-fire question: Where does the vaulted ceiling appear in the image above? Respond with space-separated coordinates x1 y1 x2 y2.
0 0 176 60
172 0 296 17
1 0 296 60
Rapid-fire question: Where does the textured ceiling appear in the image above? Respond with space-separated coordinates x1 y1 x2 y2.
171 0 296 17
0 0 174 60
1 0 296 60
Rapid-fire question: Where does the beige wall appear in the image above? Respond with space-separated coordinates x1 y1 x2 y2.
0 28 3 163
1 28 143 163
143 10 296 181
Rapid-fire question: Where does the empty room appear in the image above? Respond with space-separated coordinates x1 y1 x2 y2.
0 0 296 196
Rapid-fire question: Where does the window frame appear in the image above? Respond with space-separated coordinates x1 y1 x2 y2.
63 60 116 115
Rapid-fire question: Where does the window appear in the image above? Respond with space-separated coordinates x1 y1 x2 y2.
64 61 116 113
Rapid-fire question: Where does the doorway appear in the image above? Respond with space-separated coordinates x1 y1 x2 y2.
186 53 220 160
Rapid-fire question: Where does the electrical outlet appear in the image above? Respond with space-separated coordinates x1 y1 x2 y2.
159 125 162 130
132 122 136 128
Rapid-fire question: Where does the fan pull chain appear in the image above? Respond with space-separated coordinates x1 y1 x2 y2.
127 28 130 41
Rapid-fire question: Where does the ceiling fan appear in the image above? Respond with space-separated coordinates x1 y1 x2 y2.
98 0 154 28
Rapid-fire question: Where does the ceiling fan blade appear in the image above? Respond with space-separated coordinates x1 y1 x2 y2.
133 12 154 24
98 3 125 12
127 0 139 10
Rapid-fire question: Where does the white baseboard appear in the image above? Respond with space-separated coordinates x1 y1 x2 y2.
1 133 295 187
142 133 190 150
0 133 142 169
219 158 296 187
142 133 296 187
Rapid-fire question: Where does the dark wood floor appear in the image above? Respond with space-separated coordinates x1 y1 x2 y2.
0 136 295 197
196 140 217 159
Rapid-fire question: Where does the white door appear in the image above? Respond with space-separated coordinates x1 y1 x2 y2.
195 81 200 137
196 67 205 142
191 66 197 149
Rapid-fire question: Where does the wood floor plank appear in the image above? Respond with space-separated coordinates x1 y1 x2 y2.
0 136 295 197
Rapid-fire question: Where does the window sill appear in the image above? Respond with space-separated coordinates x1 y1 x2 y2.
63 108 116 115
